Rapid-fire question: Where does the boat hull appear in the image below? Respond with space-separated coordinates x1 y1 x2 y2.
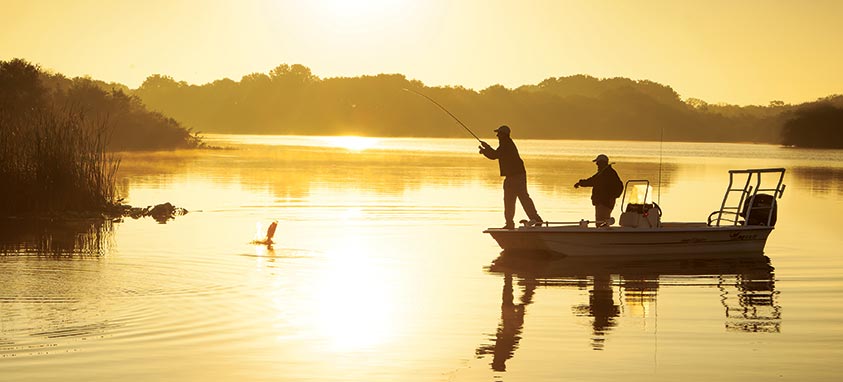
483 225 774 256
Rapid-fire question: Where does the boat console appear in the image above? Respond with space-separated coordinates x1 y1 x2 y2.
618 180 662 228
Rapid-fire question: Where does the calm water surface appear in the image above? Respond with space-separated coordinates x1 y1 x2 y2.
2 135 843 381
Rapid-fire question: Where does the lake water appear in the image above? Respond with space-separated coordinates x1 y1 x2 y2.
2 135 843 381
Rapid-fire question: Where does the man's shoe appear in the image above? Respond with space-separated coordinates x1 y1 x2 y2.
502 223 515 229
596 217 615 228
528 219 544 227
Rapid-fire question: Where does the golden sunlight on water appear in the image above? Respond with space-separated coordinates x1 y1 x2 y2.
2 136 843 381
320 136 381 151
291 233 399 353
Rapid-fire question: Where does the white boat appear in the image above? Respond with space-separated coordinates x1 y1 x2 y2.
484 168 786 256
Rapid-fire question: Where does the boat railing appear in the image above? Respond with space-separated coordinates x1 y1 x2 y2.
708 210 743 226
709 168 786 227
529 218 615 228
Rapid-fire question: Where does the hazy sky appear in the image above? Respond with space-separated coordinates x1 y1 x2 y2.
2 0 841 105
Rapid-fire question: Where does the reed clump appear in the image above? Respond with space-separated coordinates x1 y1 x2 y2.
0 108 120 216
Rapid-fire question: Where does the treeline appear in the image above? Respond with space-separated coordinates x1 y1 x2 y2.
781 102 843 148
1 58 204 151
133 63 841 145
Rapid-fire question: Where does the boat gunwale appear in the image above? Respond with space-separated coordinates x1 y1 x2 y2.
483 224 774 234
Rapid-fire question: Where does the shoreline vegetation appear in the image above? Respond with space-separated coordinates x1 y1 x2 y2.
134 63 843 149
0 104 189 222
1 58 198 219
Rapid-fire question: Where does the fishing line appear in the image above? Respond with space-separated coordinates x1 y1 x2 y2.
658 128 664 205
402 88 482 143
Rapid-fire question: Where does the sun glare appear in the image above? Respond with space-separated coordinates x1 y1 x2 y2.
310 0 407 21
322 136 380 151
313 236 396 351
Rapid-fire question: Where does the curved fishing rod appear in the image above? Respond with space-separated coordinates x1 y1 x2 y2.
658 128 664 205
402 88 482 143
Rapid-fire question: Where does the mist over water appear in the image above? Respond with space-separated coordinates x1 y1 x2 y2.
2 136 842 381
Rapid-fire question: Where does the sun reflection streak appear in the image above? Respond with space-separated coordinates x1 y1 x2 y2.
340 207 363 220
321 136 380 151
312 234 396 352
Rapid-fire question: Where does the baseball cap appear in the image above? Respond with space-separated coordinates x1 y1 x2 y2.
592 154 609 163
494 125 511 134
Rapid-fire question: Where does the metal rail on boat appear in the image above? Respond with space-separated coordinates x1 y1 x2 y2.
709 168 786 227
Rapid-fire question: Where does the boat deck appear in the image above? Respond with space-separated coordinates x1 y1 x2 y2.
659 222 709 228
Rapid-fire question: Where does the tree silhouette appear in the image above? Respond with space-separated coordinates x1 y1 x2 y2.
1 58 203 151
0 58 47 119
782 101 843 148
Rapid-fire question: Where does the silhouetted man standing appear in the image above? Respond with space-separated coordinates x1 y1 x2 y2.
479 125 543 229
574 154 623 226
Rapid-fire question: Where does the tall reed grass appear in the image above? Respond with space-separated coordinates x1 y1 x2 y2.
0 108 120 216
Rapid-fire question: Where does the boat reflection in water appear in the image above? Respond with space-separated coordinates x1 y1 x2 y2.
476 251 780 371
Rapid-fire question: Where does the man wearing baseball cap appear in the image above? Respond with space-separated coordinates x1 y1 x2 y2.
479 125 543 229
574 154 624 226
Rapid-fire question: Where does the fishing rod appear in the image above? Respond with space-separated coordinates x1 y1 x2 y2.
657 127 664 205
402 88 482 143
